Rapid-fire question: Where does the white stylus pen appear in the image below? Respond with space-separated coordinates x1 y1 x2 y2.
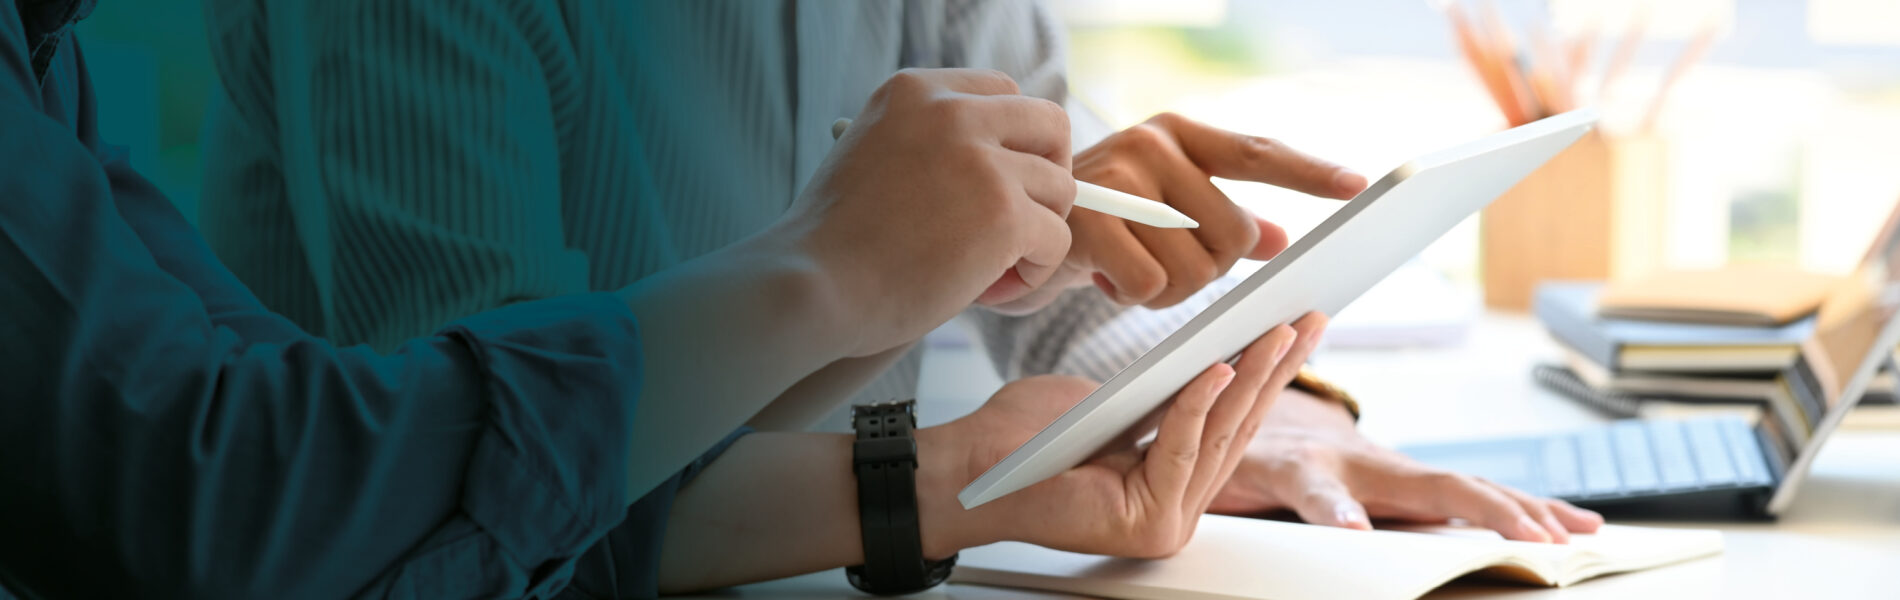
831 118 1199 229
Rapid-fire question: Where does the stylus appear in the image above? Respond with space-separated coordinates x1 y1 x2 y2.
830 118 1200 229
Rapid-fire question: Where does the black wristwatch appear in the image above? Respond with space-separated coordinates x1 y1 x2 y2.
846 400 957 595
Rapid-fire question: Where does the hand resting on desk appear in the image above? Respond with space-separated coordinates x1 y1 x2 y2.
1208 388 1605 543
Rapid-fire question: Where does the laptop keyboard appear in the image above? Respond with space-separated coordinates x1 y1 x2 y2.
1540 417 1775 500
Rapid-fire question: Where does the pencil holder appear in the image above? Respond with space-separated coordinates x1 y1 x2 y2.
1481 130 1669 310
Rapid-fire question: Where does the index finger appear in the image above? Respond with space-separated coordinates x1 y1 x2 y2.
893 67 1023 96
1143 363 1238 507
1184 323 1298 510
1198 312 1328 508
1147 113 1368 200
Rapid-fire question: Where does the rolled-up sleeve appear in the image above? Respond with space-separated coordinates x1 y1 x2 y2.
559 427 754 600
0 9 641 600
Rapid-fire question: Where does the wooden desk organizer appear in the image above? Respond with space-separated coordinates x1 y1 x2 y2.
1481 130 1669 310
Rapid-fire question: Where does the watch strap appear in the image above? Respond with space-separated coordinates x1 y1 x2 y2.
1290 366 1360 422
846 400 956 594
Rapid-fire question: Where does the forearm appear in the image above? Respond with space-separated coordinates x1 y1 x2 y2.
746 342 917 432
656 427 993 593
618 226 864 496
104 157 306 342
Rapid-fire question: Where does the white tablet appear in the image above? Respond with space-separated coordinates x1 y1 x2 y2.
958 109 1599 509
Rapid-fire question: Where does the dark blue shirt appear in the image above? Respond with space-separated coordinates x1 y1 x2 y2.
0 1 731 597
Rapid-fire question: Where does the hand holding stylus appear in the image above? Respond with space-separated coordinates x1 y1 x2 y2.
784 68 1078 355
831 118 1200 229
992 112 1368 314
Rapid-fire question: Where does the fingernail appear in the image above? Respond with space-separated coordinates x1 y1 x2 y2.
1517 516 1550 543
1335 503 1370 529
1274 332 1296 363
1334 169 1368 195
1214 365 1238 391
1091 273 1118 300
1572 504 1606 527
1544 516 1570 544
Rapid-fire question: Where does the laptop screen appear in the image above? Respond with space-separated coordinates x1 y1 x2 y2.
1760 213 1900 451
1764 202 1900 511
1808 210 1900 417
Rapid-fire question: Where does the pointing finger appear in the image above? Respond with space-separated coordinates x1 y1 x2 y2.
1148 112 1368 200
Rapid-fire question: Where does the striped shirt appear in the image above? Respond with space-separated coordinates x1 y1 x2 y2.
198 0 1216 425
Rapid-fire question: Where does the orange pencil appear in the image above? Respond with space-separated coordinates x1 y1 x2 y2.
1439 0 1526 125
1478 0 1540 124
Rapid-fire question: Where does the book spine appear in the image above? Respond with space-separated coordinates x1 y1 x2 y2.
1533 286 1620 368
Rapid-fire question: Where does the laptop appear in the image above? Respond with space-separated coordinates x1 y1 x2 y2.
1401 205 1900 518
958 110 1600 509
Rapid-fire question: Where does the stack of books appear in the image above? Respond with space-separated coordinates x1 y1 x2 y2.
1531 277 1898 426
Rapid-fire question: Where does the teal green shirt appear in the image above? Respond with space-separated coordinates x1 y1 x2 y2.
0 1 682 597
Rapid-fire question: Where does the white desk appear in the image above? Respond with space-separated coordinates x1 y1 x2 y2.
690 313 1900 599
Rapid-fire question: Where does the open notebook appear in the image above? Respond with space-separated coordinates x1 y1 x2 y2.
950 515 1721 600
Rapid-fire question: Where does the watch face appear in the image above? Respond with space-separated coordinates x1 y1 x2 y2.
852 399 918 418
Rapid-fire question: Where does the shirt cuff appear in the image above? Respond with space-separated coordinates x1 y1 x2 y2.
560 427 755 599
438 292 645 588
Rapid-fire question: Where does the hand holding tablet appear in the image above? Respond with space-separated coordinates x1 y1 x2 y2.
924 314 1326 558
960 109 1600 509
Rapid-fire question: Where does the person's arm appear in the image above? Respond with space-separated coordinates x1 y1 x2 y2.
209 0 1087 488
0 29 643 600
657 315 1324 594
197 0 869 496
745 343 917 432
102 162 306 342
0 11 858 598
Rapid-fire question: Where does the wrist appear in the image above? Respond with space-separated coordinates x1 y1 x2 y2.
1288 368 1360 423
1282 387 1358 428
915 422 999 559
728 227 864 357
751 218 879 357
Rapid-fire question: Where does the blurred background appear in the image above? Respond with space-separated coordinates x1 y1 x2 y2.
1050 0 1900 331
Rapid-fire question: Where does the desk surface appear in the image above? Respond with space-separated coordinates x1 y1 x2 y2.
692 313 1900 599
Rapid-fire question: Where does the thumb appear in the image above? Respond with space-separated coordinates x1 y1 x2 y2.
1246 215 1291 261
979 203 1073 306
1289 472 1372 531
974 266 1032 306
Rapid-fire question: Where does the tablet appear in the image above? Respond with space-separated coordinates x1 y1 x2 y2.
958 109 1599 509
